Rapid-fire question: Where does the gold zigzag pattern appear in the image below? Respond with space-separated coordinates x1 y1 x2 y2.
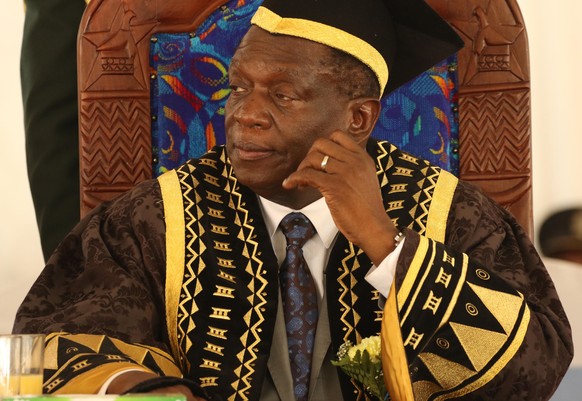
335 140 392 401
338 243 358 344
225 170 247 397
227 165 266 400
375 141 394 190
338 245 371 401
414 167 439 235
179 168 198 373
459 90 530 175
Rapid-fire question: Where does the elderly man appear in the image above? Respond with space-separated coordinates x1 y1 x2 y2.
14 0 572 400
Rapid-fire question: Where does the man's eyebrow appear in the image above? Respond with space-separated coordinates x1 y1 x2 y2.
229 57 304 80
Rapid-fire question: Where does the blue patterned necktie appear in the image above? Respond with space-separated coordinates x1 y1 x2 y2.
279 212 318 401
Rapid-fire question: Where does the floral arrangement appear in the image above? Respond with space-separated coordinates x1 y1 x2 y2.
332 335 388 400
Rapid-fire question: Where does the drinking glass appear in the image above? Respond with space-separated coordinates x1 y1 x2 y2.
19 334 45 395
0 335 21 396
0 334 45 396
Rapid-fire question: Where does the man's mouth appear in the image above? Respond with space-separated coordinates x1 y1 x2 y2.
234 141 274 161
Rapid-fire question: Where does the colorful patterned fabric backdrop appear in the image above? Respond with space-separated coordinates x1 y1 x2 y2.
150 0 460 176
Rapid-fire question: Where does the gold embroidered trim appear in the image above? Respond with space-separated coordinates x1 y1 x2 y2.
382 285 415 401
45 333 181 394
158 170 186 364
251 6 389 96
438 254 468 330
425 170 458 242
225 165 266 399
338 243 358 343
397 235 431 309
53 362 152 394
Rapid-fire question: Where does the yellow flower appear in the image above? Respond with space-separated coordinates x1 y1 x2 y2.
332 335 387 400
347 336 381 362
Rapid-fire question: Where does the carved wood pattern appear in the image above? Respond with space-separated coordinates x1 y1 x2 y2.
78 0 225 215
427 0 532 236
79 0 533 236
79 97 152 213
459 89 530 176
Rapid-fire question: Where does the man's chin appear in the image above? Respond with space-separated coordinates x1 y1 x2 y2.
231 167 283 192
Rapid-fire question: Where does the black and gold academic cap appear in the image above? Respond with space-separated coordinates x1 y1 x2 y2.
251 0 464 97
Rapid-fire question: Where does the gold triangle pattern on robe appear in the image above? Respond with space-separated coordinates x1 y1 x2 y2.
43 332 182 394
382 233 530 401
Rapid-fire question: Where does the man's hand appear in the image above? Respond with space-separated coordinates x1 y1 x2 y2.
107 371 206 401
283 130 399 265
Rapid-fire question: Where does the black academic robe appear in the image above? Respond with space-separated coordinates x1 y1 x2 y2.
14 140 572 401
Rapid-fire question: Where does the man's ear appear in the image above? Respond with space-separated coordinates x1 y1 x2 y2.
347 98 381 145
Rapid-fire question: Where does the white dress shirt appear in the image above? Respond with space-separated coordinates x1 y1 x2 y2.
258 195 403 299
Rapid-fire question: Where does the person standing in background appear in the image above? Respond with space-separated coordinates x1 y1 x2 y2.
21 0 86 261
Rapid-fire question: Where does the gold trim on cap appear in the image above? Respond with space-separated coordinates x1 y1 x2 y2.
251 6 389 96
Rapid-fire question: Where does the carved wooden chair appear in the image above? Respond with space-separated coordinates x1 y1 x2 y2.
77 0 532 236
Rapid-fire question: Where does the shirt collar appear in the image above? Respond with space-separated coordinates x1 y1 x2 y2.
258 196 338 249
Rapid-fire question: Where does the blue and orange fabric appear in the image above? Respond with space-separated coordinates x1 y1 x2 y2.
150 0 459 176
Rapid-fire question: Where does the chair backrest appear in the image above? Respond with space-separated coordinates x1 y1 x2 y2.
78 0 532 237
430 0 532 237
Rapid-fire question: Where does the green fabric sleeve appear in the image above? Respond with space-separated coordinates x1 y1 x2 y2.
21 0 86 260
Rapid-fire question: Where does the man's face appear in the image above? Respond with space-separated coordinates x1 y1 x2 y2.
225 27 352 204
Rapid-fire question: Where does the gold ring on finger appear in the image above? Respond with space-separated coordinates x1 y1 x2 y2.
320 155 330 172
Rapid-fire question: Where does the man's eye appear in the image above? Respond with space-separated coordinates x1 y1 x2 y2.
229 85 246 93
275 93 293 101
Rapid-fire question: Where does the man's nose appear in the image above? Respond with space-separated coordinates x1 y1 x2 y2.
233 92 271 129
